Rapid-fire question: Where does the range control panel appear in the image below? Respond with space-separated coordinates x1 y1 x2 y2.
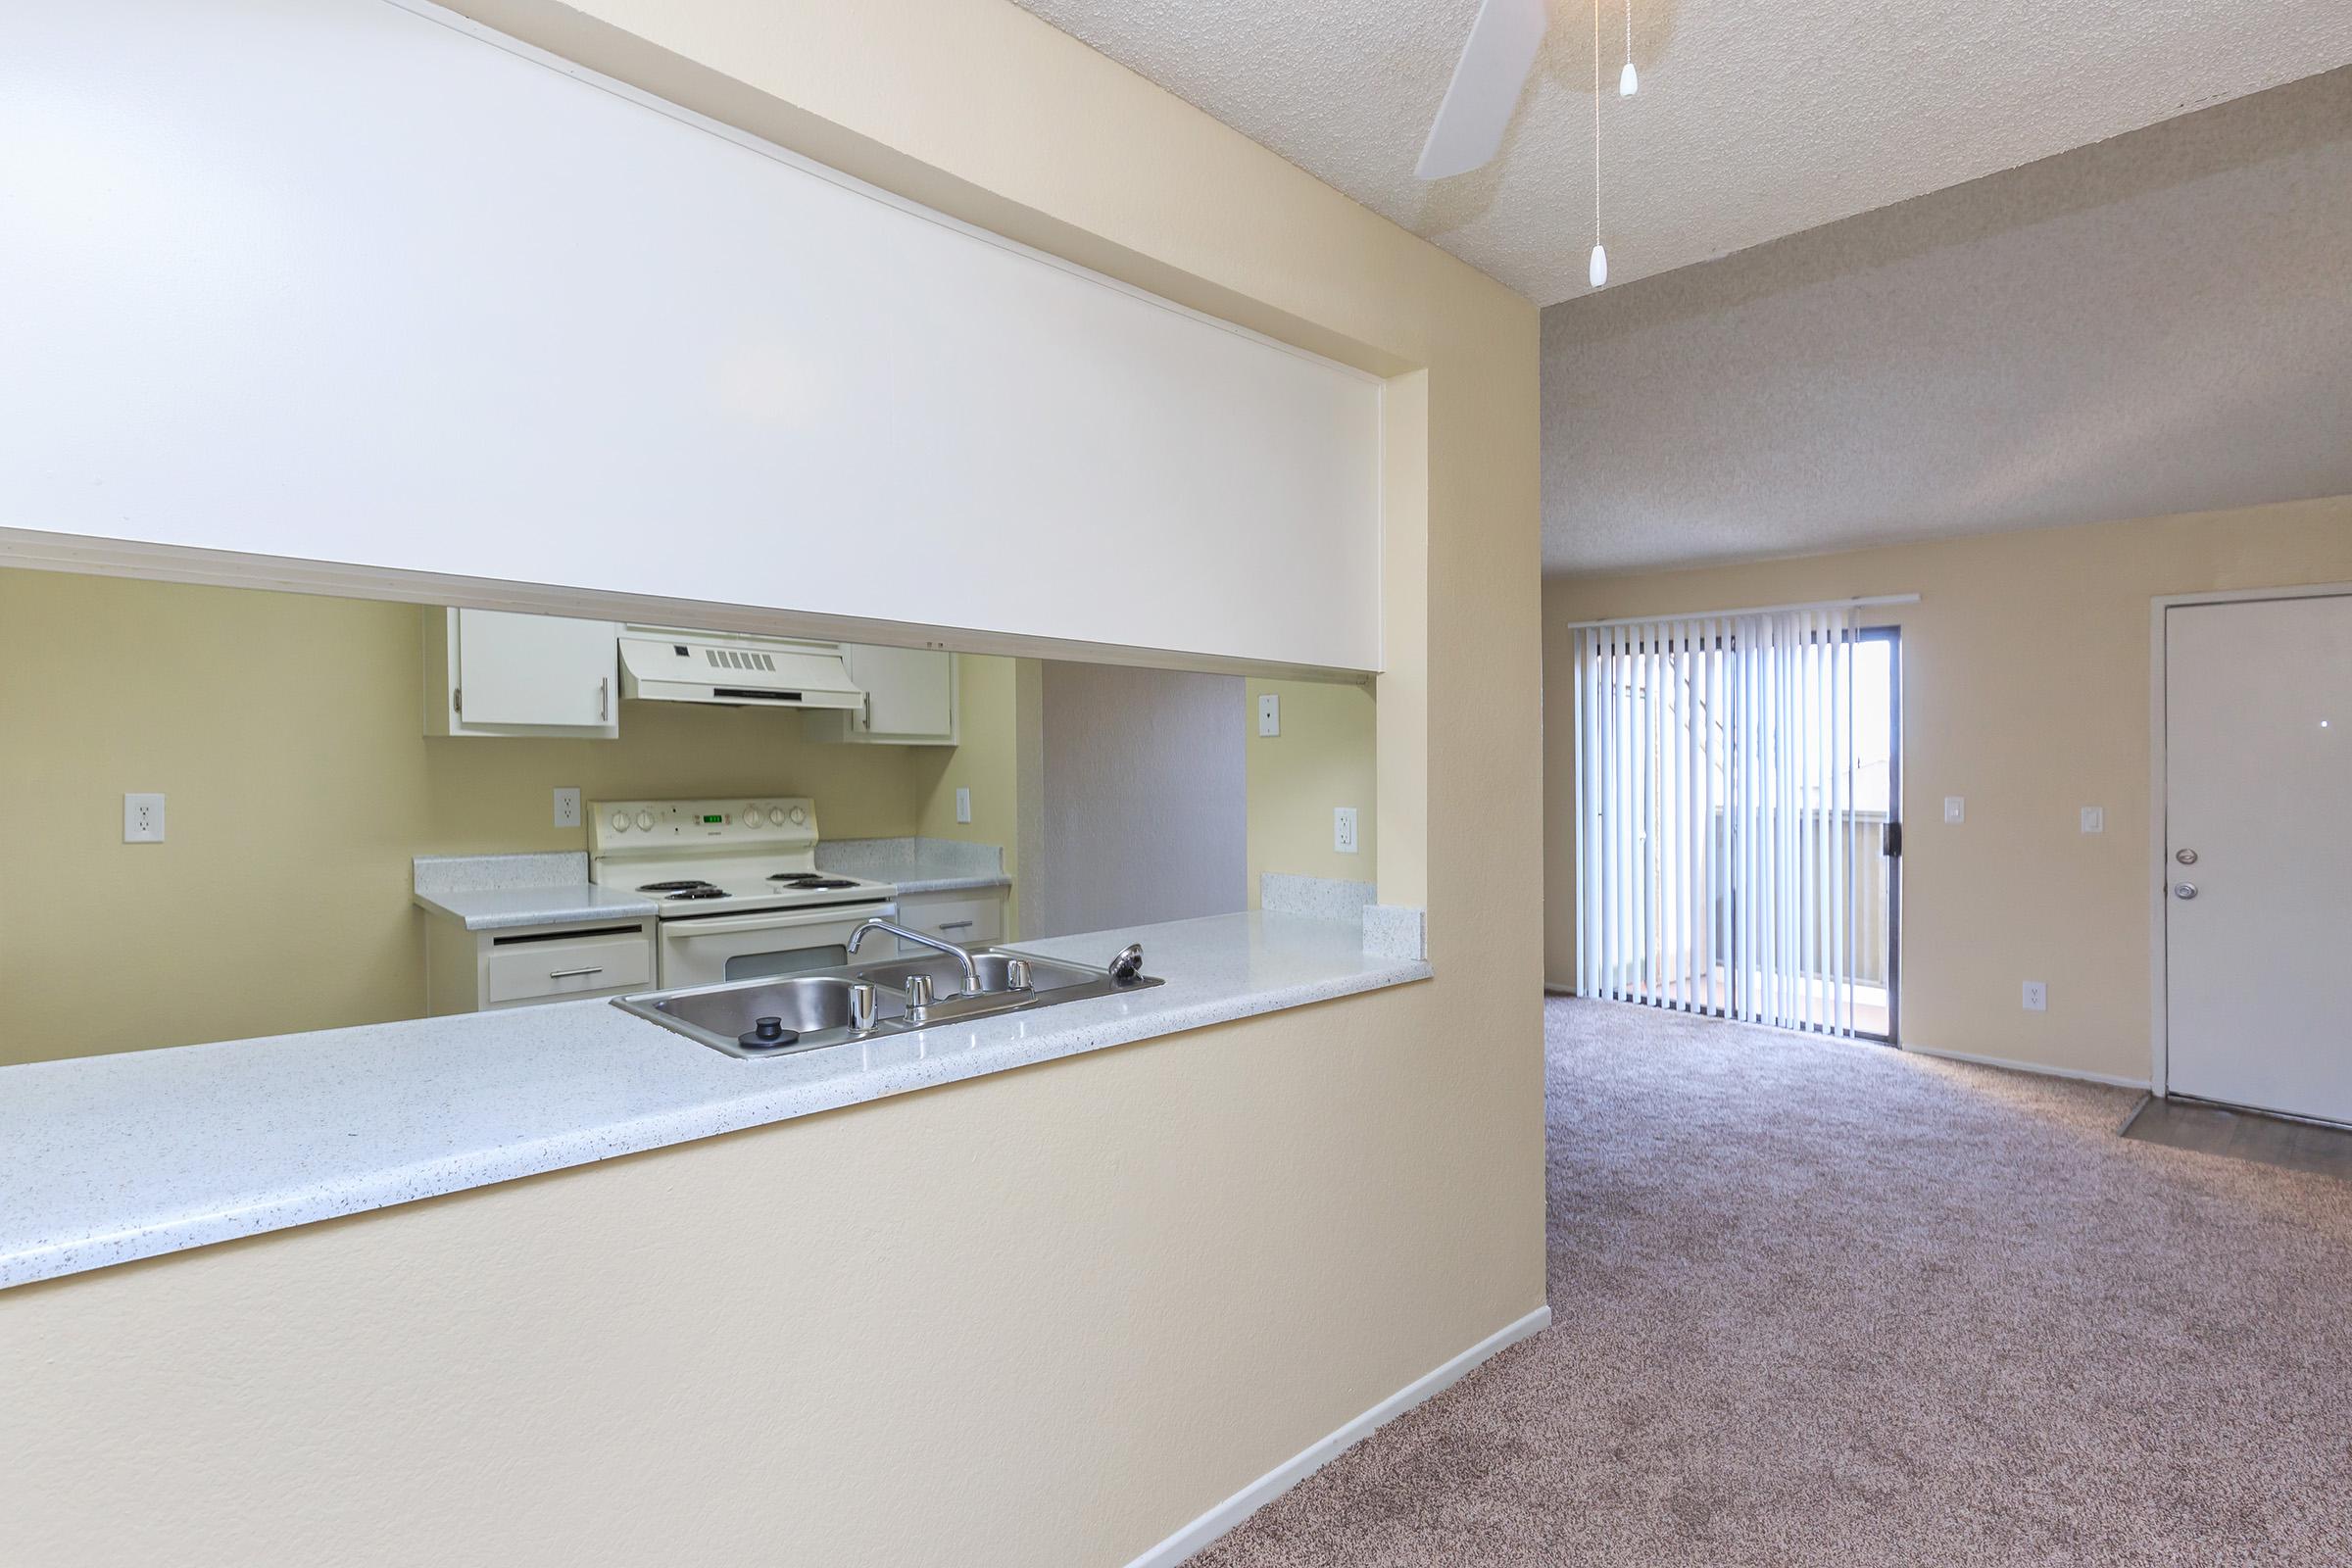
588 797 818 851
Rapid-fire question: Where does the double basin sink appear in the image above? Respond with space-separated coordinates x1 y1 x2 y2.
614 943 1162 1059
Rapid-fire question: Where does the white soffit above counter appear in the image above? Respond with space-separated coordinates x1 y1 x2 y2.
0 0 1385 673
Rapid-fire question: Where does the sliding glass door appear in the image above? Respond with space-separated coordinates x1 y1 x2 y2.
1573 612 1901 1041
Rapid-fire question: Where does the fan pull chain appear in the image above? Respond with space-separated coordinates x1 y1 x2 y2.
1591 0 1608 287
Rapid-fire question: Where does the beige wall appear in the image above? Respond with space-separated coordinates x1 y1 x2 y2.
1246 677 1379 904
1544 495 2352 1083
911 648 1025 933
0 1 1543 1563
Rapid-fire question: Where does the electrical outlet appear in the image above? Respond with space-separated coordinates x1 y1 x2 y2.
2080 806 2104 834
2022 980 2047 1013
123 793 166 844
1943 796 1966 825
553 787 582 829
1258 694 1281 737
956 787 972 825
1334 806 1358 855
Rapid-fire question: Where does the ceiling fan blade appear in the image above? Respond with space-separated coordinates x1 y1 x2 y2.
1415 0 1548 179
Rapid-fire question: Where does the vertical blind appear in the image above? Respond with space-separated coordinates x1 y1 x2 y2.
1573 607 1866 1036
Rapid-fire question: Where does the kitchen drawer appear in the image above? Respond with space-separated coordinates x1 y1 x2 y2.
485 927 653 1005
894 891 1003 953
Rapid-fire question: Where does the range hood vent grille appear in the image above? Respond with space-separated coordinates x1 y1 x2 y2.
706 648 777 671
618 634 862 710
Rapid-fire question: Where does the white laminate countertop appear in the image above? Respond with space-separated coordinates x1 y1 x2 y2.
412 884 661 931
412 851 660 931
0 912 1428 1291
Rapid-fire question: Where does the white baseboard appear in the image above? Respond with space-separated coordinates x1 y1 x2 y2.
1120 1303 1554 1568
1901 1041 2149 1090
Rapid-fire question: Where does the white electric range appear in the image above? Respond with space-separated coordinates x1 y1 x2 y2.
588 797 898 988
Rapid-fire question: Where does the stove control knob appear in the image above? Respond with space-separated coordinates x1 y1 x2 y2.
609 810 628 832
744 804 761 826
768 807 789 827
788 807 807 826
634 809 655 831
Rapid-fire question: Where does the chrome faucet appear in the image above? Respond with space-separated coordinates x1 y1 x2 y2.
848 918 982 996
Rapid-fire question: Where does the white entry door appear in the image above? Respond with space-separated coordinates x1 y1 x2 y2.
2165 594 2352 1124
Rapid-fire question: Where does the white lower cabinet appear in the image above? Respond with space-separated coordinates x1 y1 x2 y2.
427 917 655 1014
888 888 1006 955
805 645 958 746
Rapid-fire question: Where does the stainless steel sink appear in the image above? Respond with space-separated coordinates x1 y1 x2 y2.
614 944 1162 1059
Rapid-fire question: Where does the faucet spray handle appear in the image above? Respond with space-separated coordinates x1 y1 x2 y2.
1107 944 1145 984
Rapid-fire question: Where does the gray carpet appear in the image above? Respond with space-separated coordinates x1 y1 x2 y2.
1195 998 2352 1566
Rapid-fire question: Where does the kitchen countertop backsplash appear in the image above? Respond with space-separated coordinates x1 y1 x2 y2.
814 837 1009 896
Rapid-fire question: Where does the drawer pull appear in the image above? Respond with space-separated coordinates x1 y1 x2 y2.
548 965 606 980
937 920 975 932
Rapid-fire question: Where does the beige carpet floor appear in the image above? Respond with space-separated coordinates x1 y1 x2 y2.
1195 998 2352 1566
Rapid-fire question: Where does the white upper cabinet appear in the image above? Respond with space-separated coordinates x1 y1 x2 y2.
424 609 620 738
807 646 958 747
0 1 1385 673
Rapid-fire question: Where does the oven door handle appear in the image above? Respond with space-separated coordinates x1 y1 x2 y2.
660 903 897 939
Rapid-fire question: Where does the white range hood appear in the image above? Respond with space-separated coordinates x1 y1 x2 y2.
617 632 864 710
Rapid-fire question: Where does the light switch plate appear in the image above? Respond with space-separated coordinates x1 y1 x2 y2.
2080 806 2104 834
2023 980 2047 1012
123 793 166 843
956 787 972 825
1943 797 1966 825
1334 806 1358 854
1258 694 1281 737
553 787 582 828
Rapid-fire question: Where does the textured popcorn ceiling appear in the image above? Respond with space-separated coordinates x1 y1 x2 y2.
1010 0 2352 305
1540 69 2352 573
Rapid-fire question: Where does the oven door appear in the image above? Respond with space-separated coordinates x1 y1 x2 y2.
657 903 896 989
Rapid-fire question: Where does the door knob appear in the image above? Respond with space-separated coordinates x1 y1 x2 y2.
2175 848 2199 865
2173 882 2199 901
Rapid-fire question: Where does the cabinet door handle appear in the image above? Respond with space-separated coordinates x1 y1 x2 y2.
548 965 605 980
599 675 611 721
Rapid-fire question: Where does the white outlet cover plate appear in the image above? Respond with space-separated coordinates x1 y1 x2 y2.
2080 806 2104 833
1943 797 1966 824
1258 695 1280 737
1334 805 1358 853
2023 981 2048 1012
123 792 166 843
554 787 582 828
956 787 972 824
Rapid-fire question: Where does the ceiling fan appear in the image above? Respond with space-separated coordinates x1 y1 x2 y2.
1415 0 1552 181
1417 0 1637 288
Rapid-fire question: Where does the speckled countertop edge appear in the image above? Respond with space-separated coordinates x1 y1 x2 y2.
0 912 1426 1291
